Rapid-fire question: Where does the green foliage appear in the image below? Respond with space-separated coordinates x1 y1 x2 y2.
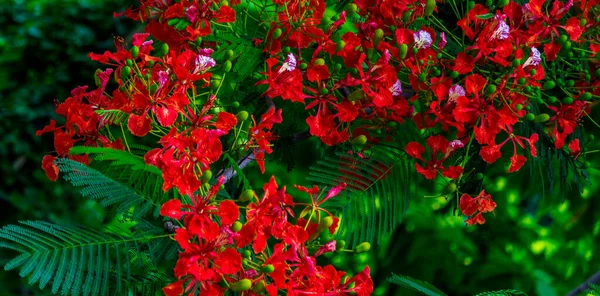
204 30 264 79
0 221 174 295
588 283 600 295
475 290 528 296
387 273 447 296
308 145 416 248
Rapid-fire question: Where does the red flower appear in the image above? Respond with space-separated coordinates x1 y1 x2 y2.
42 155 59 181
460 190 496 225
405 135 464 180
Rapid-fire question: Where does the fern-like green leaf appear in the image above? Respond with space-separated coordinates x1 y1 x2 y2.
0 221 174 296
307 145 415 248
95 110 129 125
474 290 528 296
387 273 447 296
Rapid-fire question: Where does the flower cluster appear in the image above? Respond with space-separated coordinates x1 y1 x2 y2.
37 0 599 294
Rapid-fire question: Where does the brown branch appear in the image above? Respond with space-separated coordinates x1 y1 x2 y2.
567 271 600 296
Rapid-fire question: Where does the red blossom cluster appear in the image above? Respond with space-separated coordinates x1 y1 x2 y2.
37 0 600 294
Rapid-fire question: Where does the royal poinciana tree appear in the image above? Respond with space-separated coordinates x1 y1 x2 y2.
1 0 599 295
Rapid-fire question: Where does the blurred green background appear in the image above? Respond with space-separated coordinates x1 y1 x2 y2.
0 0 599 295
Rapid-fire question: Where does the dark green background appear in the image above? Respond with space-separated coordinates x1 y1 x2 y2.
0 0 599 295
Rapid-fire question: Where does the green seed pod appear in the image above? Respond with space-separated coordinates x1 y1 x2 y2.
484 84 497 95
314 58 326 66
272 28 283 39
336 40 346 52
120 66 131 82
567 52 574 58
566 80 575 87
543 81 556 90
242 250 251 258
518 77 526 85
582 92 593 101
387 121 398 128
436 53 443 59
399 44 408 59
149 82 159 95
373 29 384 47
335 63 342 71
223 60 232 72
348 89 365 101
338 240 346 250
450 71 459 79
261 264 275 274
232 101 240 108
485 0 493 7
320 88 329 95
563 97 574 104
351 135 367 146
548 96 557 103
580 18 587 27
230 279 252 292
533 113 551 123
239 189 256 202
231 221 243 232
252 280 266 293
345 3 358 14
299 62 308 70
512 59 521 67
131 46 140 59
424 0 436 16
497 0 509 7
525 105 531 110
525 113 535 121
474 173 484 180
586 73 592 81
515 104 523 111
355 242 371 253
220 0 229 6
331 14 340 21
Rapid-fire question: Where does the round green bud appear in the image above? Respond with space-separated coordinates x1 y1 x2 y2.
261 264 275 274
158 43 169 57
450 71 459 79
225 49 234 60
336 40 346 52
299 62 308 70
335 63 342 71
351 135 368 146
223 60 232 72
424 0 436 16
399 44 408 59
585 73 591 81
318 216 334 231
418 73 427 82
580 18 587 27
436 53 443 59
530 69 536 75
485 0 493 7
590 135 595 140
525 105 531 110
220 0 229 6
534 113 551 123
345 3 358 14
595 68 600 77
231 221 243 232
543 81 556 90
131 46 140 59
194 37 202 46
582 92 593 101
201 170 212 183
235 111 248 122
314 58 326 66
484 84 497 95
282 46 291 54
230 279 252 292
252 280 266 293
402 11 411 23
120 66 131 82
320 88 329 95
548 96 557 103
210 80 221 90
497 0 509 7
373 28 384 47
566 80 575 87
348 89 365 101
337 240 346 250
126 59 133 67
467 1 475 10
442 183 457 195
518 77 526 85
564 41 572 50
567 52 574 58
355 242 371 253
232 101 240 108
563 97 574 104
412 47 419 55
272 28 283 39
524 86 532 93
148 61 155 68
515 104 523 111
239 189 255 202
525 113 535 121
474 173 484 180
242 250 251 258
331 14 340 21
512 59 521 67
558 35 568 44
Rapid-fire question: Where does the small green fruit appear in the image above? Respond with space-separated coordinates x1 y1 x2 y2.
424 0 436 16
563 97 574 104
120 66 131 82
201 170 212 183
497 0 509 7
252 280 266 293
314 58 325 66
225 49 234 59
518 77 526 85
351 135 368 146
373 29 384 47
272 28 283 39
299 62 308 70
543 81 556 90
239 189 256 202
235 111 248 122
525 113 535 121
399 44 408 59
485 84 497 95
515 104 523 111
230 279 252 292
231 221 243 232
474 173 484 180
581 92 593 101
158 43 169 57
450 71 459 79
242 250 251 258
223 60 232 72
533 113 550 123
261 264 275 273
345 3 358 14
336 40 346 52
320 88 329 95
131 46 140 59
512 59 521 67
355 242 371 253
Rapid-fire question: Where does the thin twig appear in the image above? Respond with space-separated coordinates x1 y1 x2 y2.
567 271 600 296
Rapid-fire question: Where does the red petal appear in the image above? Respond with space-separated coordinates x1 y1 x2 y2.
154 106 178 127
441 166 463 179
405 142 425 159
159 199 183 219
42 155 59 181
162 280 185 296
459 193 479 216
218 248 242 274
452 52 475 75
218 200 239 226
215 112 237 132
127 113 152 137
508 154 527 173
465 213 486 225
465 74 487 95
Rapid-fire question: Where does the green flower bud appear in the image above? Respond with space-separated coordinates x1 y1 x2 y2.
220 0 229 6
239 189 255 202
320 88 329 95
345 3 358 14
548 96 557 103
402 11 411 23
231 221 243 232
338 240 346 250
424 0 436 16
497 0 509 7
225 49 234 60
412 47 419 55
525 113 535 121
484 84 497 95
399 44 408 59
518 77 526 85
543 81 556 90
515 104 523 111
236 111 248 122
149 82 159 95
450 71 459 79
283 46 291 54
436 53 443 59
261 264 275 274
318 216 334 232
348 89 365 101
336 40 346 52
442 183 457 195
580 18 587 27
94 69 103 87
563 97 574 104
223 60 232 72
252 280 266 293
582 92 593 101
564 41 572 50
355 242 371 253
595 68 600 77
201 170 212 183
126 59 133 67
272 28 283 39
533 113 550 123
418 73 427 82
148 61 155 68
314 58 325 66
335 63 343 71
512 59 521 67
120 66 131 82
158 43 169 57
194 37 203 46
373 29 384 47
566 80 575 87
558 35 568 44
524 86 532 93
242 250 252 258
351 135 367 146
299 62 308 70
530 69 536 75
467 1 475 10
230 279 252 292
131 46 140 59
232 101 240 108
387 121 398 128
474 173 484 180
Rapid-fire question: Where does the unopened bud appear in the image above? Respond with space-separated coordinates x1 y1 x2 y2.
261 264 275 273
424 0 436 16
239 189 255 202
533 113 551 123
131 46 140 59
252 280 266 293
230 279 252 292
373 29 384 47
236 111 249 122
354 242 371 253
351 135 367 146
